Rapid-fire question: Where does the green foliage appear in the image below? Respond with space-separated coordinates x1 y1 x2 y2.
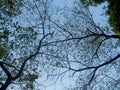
0 17 11 58
50 31 54 38
107 0 120 34
0 0 23 17
80 0 106 6
0 0 23 58
0 0 39 89
0 48 6 58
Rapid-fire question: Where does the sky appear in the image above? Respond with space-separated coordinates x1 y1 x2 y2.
6 0 108 90
39 1 108 90
40 1 74 90
89 2 108 26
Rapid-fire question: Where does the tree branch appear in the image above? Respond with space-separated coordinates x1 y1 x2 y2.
42 33 120 47
12 33 50 80
0 61 12 78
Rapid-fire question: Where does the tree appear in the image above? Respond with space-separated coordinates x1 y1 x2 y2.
80 0 120 35
0 0 23 17
1 0 120 90
41 1 120 90
0 0 23 59
80 0 106 6
0 0 51 89
107 0 120 35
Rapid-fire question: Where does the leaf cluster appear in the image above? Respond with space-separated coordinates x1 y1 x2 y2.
80 0 106 6
107 0 120 35
0 0 23 17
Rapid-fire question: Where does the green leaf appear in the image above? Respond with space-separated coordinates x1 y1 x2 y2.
0 48 6 58
50 31 54 38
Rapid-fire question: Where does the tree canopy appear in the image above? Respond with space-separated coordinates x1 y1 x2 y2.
80 0 120 35
0 0 120 90
0 0 23 17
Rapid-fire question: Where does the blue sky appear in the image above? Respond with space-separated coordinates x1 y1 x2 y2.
12 1 108 90
41 1 108 90
0 0 115 90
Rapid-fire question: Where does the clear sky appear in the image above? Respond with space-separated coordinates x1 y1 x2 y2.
89 2 108 26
